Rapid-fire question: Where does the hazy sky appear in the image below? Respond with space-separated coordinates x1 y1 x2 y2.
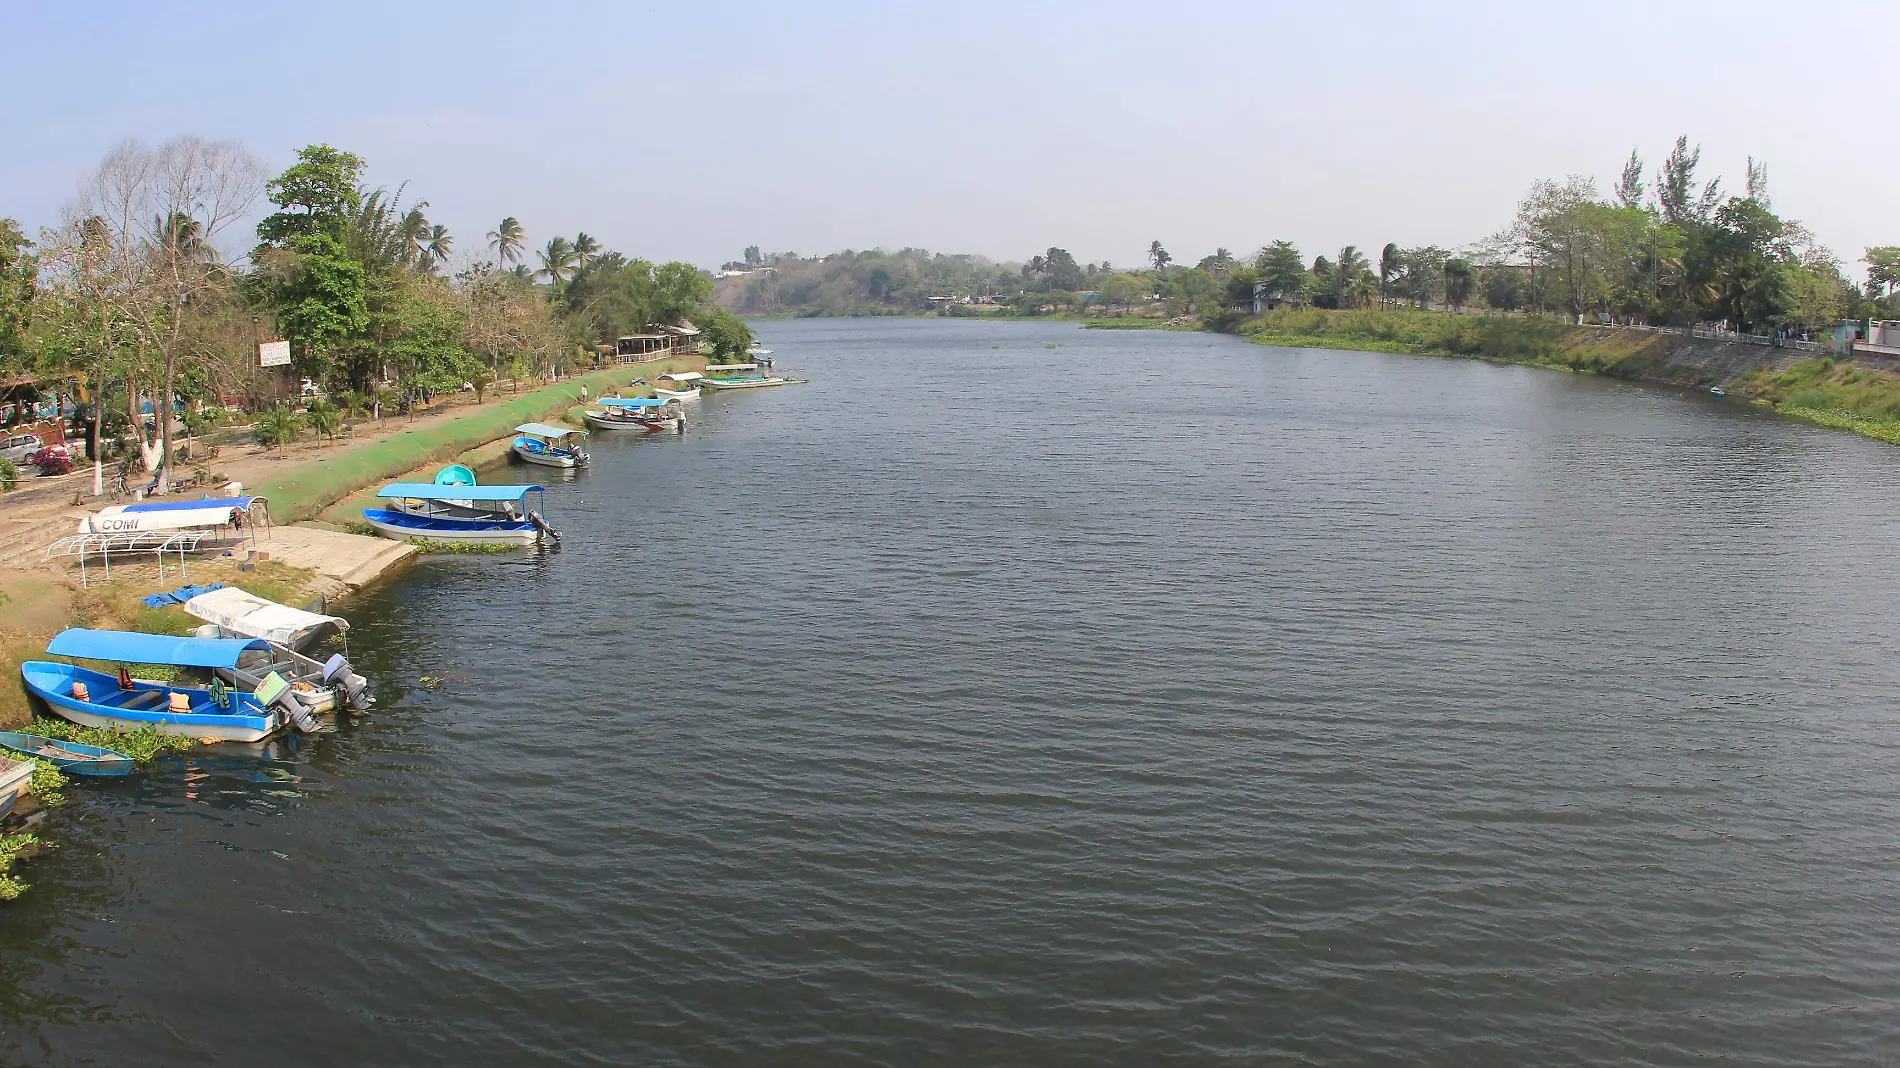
6 0 1896 275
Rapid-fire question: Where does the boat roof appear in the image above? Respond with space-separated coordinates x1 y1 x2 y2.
599 396 666 408
705 363 759 372
114 496 264 514
515 422 583 438
182 586 349 644
81 504 243 534
658 371 704 382
47 627 271 668
377 483 545 501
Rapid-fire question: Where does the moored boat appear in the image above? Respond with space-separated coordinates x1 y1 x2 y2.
0 732 135 776
702 363 788 389
20 629 305 743
0 755 35 814
512 423 589 468
583 396 684 433
434 464 477 486
654 371 704 401
362 482 559 546
180 586 372 714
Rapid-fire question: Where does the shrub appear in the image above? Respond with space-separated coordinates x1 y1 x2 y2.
0 457 16 491
27 448 72 476
1788 390 1833 410
303 399 342 441
255 405 299 448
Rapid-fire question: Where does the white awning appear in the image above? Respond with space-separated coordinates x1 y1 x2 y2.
658 371 704 382
183 586 349 649
81 505 237 534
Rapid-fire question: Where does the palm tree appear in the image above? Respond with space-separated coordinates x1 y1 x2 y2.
573 232 601 270
1335 246 1370 308
1379 243 1402 310
398 206 428 269
487 217 525 266
422 224 453 271
1148 240 1171 271
537 236 578 289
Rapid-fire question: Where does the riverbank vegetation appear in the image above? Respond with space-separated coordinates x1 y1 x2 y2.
0 139 753 497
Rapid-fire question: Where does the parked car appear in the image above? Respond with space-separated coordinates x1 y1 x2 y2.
1 431 44 465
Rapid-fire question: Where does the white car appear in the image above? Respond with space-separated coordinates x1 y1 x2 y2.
0 431 44 465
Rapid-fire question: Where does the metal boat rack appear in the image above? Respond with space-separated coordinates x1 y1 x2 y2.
46 531 207 588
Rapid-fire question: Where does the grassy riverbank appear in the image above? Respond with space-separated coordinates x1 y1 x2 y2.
1733 359 1900 444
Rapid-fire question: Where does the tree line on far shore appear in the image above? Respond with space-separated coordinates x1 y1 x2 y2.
714 136 1899 336
0 139 754 495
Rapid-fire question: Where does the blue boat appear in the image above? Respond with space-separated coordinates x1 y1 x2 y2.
19 629 291 743
0 732 136 776
363 482 558 546
511 423 589 469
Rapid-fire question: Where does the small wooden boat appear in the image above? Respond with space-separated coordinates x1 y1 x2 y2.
0 732 135 776
654 371 704 401
582 396 684 433
702 363 788 390
363 482 559 546
1710 387 1726 397
511 423 589 468
0 756 34 815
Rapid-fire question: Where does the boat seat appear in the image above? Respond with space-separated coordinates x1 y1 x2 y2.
116 690 168 711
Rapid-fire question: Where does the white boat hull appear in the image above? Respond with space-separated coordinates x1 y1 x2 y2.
49 699 280 743
513 445 582 468
705 377 788 390
363 514 543 546
654 387 701 401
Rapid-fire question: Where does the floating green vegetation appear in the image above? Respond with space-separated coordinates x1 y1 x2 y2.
31 717 197 764
28 759 66 807
0 832 41 900
408 538 518 555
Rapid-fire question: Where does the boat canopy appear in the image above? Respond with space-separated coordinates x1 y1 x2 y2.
47 627 270 668
658 371 704 383
705 363 759 372
599 396 666 408
182 586 349 646
515 423 584 439
112 496 265 514
378 483 545 502
80 505 245 535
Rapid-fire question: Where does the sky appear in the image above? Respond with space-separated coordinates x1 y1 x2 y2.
5 0 1896 276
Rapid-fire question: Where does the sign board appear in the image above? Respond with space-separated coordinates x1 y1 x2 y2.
259 340 291 368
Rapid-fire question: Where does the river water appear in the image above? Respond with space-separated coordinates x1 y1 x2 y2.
6 318 1900 1065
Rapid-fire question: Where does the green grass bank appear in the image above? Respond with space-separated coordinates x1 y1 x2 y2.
251 363 684 523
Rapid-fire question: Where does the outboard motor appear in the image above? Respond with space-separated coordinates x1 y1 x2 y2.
323 653 375 712
528 510 562 546
276 688 323 734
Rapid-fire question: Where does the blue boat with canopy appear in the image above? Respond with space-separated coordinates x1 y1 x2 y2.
511 423 589 468
582 396 683 433
363 482 558 546
19 628 311 742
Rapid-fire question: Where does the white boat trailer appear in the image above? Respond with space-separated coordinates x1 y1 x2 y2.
46 531 207 588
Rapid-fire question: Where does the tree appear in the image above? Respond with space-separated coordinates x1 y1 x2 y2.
1443 258 1476 311
254 144 369 380
1378 243 1401 309
573 232 601 270
1309 255 1338 308
1148 240 1171 271
1657 135 1721 229
421 224 453 271
1334 246 1370 308
536 236 577 290
1041 247 1084 290
698 306 754 357
70 136 265 492
1100 273 1146 312
1482 267 1525 311
743 245 762 267
1865 247 1900 299
0 219 35 373
1256 241 1307 303
487 217 525 265
1615 149 1645 209
1397 246 1449 308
